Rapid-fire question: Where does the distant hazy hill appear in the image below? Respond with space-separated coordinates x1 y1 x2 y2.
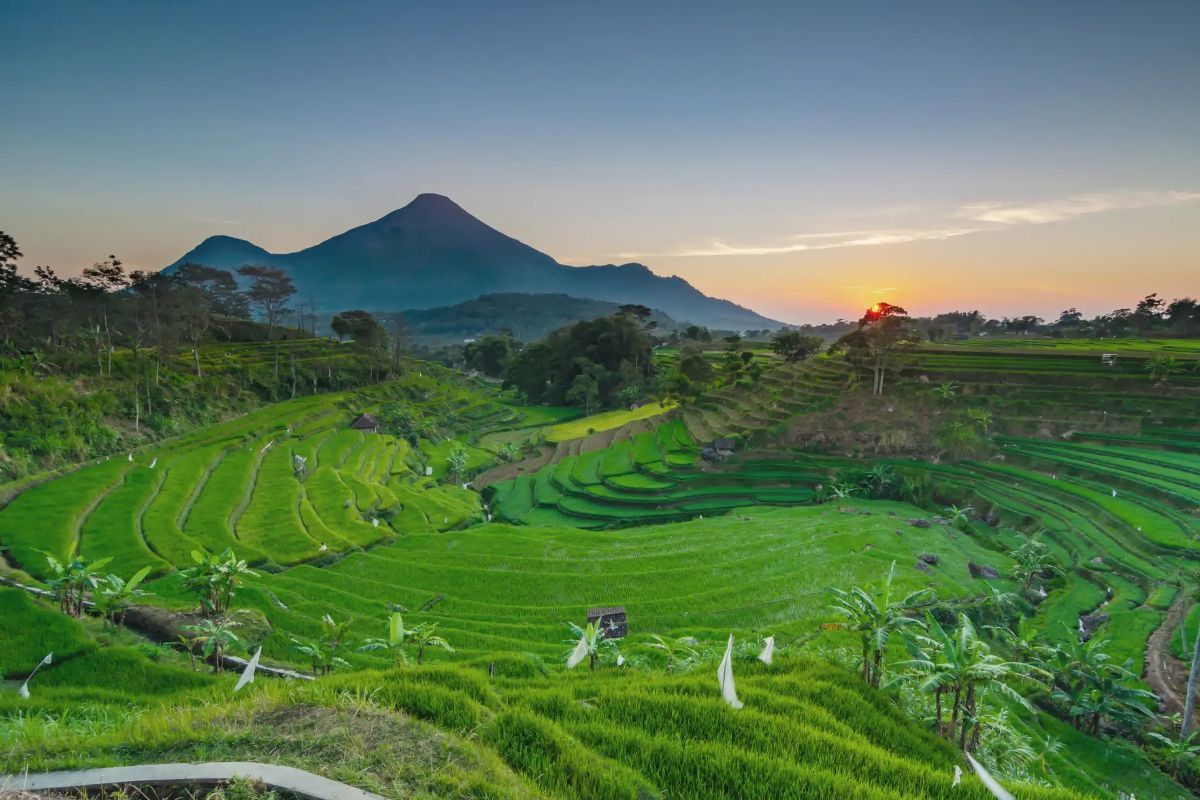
384 292 677 344
165 193 779 331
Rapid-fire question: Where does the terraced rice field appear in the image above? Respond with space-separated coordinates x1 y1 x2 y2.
489 420 819 527
4 344 1199 800
0 368 542 579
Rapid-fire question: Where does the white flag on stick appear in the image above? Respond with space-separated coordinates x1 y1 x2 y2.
17 652 53 699
758 636 775 665
234 647 262 692
566 634 589 669
717 634 744 709
965 754 1014 800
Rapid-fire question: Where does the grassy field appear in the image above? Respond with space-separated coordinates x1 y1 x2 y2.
541 400 676 443
4 343 1200 799
0 364 554 579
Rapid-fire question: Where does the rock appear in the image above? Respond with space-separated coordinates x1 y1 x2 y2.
914 561 932 574
1089 556 1104 565
888 511 897 517
907 518 932 528
968 562 1000 579
918 374 930 383
1079 612 1110 640
918 553 940 565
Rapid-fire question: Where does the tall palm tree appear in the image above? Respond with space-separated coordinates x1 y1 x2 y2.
899 613 1042 750
1043 628 1153 733
827 561 933 688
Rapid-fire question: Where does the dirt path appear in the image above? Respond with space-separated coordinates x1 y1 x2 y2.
1145 588 1192 715
472 444 555 489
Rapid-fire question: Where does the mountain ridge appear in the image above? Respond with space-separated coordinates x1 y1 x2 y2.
165 193 780 330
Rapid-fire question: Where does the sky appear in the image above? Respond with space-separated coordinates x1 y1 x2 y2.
1 0 1197 324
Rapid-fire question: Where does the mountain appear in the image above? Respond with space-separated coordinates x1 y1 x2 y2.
380 292 678 345
165 193 780 330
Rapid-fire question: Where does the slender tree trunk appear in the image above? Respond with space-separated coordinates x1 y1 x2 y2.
193 346 201 377
1181 616 1200 736
958 686 974 751
949 688 963 742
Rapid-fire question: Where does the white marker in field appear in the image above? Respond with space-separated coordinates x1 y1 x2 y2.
235 646 262 692
966 754 1014 800
566 632 589 669
717 634 743 709
18 652 53 698
758 635 775 665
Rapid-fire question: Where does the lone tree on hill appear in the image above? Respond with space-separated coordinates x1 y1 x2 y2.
770 330 823 362
833 303 922 396
237 265 295 340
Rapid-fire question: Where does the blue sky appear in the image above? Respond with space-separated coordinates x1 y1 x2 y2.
2 0 1197 322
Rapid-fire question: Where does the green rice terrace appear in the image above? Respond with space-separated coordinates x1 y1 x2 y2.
3 339 1199 800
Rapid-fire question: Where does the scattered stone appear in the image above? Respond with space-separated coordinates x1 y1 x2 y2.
1079 612 1110 640
968 562 1000 579
907 518 932 528
918 553 940 565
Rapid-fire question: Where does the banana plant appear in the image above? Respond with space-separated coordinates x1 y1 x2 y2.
358 611 415 667
94 565 153 625
44 553 111 617
181 612 248 673
644 634 701 673
288 613 353 676
410 622 454 665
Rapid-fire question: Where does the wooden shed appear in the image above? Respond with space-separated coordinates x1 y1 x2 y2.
350 413 380 434
587 606 628 638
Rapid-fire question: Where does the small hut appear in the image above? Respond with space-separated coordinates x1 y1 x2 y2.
587 606 628 639
350 413 380 434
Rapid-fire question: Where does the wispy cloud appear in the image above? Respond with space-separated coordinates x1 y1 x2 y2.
620 188 1199 259
842 285 899 294
618 227 977 259
958 190 1200 225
